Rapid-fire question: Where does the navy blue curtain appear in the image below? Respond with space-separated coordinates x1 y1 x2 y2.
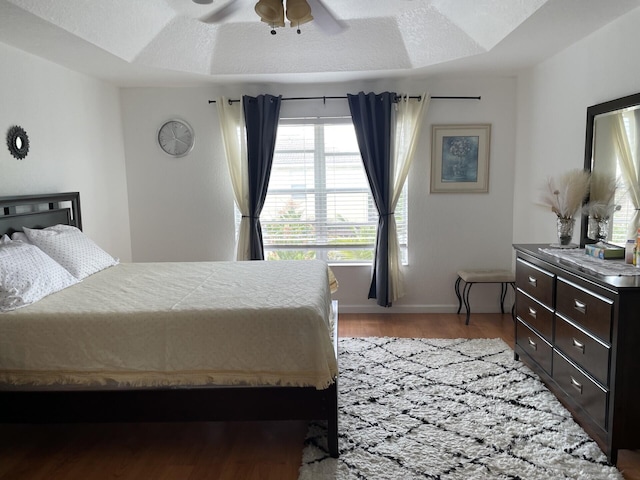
347 91 395 307
243 94 282 260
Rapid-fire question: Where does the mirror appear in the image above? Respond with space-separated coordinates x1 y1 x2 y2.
6 125 30 160
582 92 640 247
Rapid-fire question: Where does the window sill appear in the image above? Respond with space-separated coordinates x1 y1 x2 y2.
328 262 409 268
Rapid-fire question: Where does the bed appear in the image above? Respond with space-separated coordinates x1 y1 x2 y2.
0 192 339 457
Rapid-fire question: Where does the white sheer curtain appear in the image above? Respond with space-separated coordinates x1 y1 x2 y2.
388 92 429 302
216 97 251 260
613 112 640 240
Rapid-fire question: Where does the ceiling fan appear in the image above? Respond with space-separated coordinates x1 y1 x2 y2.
192 0 347 35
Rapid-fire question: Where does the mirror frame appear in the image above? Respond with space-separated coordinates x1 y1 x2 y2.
6 125 30 160
581 92 640 247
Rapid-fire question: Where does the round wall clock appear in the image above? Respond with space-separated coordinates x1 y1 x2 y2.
6 125 30 160
157 119 195 157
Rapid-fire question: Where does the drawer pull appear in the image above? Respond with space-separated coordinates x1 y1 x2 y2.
528 276 537 287
527 337 537 350
570 376 583 394
528 306 537 318
573 299 587 314
572 338 585 353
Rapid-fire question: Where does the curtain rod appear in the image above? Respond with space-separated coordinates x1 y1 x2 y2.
208 95 480 105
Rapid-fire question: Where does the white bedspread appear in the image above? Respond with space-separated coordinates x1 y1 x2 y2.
0 260 337 390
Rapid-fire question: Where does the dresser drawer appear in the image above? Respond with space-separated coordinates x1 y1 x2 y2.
516 290 553 341
516 258 554 308
555 314 610 386
556 278 613 343
553 350 608 431
516 319 552 375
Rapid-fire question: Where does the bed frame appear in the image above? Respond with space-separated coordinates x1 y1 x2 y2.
0 192 339 458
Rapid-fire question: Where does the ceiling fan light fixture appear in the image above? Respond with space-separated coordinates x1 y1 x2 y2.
255 0 285 28
286 0 313 25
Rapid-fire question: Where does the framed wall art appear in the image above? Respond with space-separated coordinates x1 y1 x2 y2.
430 124 491 193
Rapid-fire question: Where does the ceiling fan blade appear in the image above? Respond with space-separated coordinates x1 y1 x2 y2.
307 0 347 34
199 0 242 23
192 0 213 4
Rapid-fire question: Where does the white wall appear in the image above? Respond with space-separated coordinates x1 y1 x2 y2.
121 76 517 313
514 7 640 245
120 87 236 262
0 43 132 261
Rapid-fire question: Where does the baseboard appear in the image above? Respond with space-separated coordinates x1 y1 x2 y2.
338 304 459 314
337 303 514 315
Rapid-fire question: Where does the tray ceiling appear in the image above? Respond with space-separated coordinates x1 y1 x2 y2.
0 0 639 86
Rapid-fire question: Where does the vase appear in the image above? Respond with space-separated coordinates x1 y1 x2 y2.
588 216 610 243
556 217 575 246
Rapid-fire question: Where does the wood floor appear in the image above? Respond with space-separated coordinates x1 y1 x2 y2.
1 312 639 480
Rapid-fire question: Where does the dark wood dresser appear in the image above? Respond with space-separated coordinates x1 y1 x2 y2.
513 244 640 464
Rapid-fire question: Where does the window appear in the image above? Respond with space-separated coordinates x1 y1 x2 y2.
259 118 407 264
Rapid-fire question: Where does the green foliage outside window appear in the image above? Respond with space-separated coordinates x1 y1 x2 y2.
264 200 376 262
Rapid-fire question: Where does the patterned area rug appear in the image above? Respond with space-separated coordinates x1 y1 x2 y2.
298 337 623 480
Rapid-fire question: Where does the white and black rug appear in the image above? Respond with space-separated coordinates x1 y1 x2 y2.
298 337 623 480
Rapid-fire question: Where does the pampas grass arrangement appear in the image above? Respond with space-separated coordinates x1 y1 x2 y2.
541 168 591 219
582 172 620 219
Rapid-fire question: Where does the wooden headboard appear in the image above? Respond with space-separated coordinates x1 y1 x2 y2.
0 192 82 237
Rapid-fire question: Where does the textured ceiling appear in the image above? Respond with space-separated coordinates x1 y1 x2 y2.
1 0 639 86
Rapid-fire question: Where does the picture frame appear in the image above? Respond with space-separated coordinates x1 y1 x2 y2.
430 124 491 193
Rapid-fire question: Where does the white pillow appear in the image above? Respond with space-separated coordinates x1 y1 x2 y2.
24 224 118 280
10 231 31 244
0 238 79 312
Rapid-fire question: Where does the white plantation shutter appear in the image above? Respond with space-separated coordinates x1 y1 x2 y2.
259 118 407 264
